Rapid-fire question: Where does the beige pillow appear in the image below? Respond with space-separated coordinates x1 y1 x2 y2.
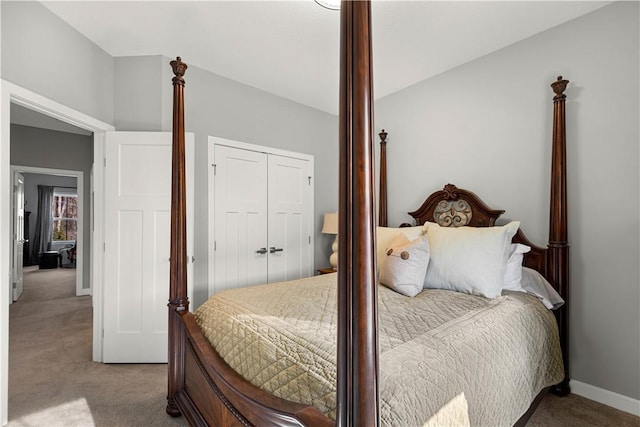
376 226 424 272
379 234 431 297
423 221 520 298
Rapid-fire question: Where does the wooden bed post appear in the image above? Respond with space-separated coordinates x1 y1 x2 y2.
548 75 570 396
337 1 380 426
378 129 388 227
167 57 189 417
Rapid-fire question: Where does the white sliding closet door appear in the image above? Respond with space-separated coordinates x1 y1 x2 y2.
214 145 269 292
212 140 313 294
267 155 312 283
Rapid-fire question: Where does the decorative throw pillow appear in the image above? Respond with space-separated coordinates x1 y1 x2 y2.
379 234 430 297
376 226 424 272
502 243 531 290
423 221 520 298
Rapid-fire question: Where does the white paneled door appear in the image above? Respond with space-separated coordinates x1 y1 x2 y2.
267 154 312 283
103 132 194 363
213 145 269 292
213 143 312 293
12 172 25 302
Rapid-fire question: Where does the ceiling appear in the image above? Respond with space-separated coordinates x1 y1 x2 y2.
11 103 93 136
43 0 610 114
32 1 609 119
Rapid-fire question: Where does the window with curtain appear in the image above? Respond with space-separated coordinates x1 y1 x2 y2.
51 191 77 242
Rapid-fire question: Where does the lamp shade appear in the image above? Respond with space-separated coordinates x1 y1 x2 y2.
315 0 341 10
321 212 338 235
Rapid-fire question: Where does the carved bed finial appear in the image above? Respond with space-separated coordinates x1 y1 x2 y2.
379 129 389 226
379 129 388 145
551 75 569 100
170 57 188 85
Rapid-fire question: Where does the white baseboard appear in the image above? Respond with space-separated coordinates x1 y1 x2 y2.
571 379 640 417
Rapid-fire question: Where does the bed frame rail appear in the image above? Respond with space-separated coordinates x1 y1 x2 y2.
174 312 331 427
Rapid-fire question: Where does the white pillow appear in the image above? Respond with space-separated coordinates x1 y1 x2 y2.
514 267 565 310
376 226 424 272
379 234 430 297
423 221 520 298
503 243 531 290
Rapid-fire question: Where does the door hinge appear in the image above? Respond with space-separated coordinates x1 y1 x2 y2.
12 282 17 289
308 236 311 244
308 176 312 186
104 158 106 167
214 241 217 251
212 163 217 175
102 329 104 337
103 242 106 252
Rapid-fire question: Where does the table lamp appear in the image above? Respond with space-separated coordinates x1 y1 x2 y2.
321 212 338 269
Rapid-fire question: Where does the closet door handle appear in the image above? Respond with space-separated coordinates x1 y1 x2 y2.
269 247 284 254
256 248 268 255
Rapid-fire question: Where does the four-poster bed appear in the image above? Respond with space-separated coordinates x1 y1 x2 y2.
166 2 570 425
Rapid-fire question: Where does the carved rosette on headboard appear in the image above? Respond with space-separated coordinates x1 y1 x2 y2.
434 199 472 227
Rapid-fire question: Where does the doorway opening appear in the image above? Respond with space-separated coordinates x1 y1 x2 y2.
1 80 115 425
10 166 85 299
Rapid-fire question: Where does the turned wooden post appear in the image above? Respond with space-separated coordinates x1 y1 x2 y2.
166 56 189 417
548 75 570 396
337 1 379 426
378 129 388 227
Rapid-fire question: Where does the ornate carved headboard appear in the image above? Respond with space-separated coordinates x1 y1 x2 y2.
403 183 550 283
406 183 505 227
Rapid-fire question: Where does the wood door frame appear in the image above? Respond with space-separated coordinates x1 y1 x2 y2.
10 165 85 297
1 79 114 425
207 136 314 298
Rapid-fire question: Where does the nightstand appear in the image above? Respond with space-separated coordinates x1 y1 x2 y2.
317 268 336 275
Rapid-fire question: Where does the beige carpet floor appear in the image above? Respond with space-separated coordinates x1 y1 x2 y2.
8 267 183 427
7 266 639 426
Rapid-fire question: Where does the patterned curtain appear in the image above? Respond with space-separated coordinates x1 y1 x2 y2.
31 185 54 263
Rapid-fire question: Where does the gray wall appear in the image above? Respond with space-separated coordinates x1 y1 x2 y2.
114 56 164 131
376 2 639 400
1 1 114 124
1 0 111 292
10 124 94 290
21 172 77 257
114 56 339 307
